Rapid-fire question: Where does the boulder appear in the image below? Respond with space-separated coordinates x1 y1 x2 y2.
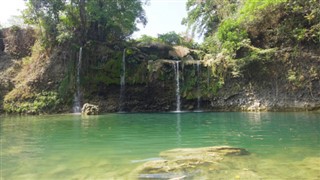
132 146 255 179
81 103 99 115
138 42 173 59
169 46 190 59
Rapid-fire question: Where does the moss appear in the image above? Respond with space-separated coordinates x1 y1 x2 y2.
4 90 60 114
84 58 121 88
127 62 148 84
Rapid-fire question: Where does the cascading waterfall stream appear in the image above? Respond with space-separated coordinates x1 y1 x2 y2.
73 47 82 113
119 48 126 112
196 61 201 110
173 61 181 112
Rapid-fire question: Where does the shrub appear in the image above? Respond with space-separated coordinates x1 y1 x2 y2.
4 90 60 114
217 19 248 54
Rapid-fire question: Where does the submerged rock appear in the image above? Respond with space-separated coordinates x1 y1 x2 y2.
81 103 99 115
160 146 250 160
133 146 255 179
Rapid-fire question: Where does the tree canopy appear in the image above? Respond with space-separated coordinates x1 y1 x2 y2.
182 0 239 38
22 0 148 47
183 0 320 55
136 31 197 48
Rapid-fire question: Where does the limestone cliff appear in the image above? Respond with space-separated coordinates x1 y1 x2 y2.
0 27 319 114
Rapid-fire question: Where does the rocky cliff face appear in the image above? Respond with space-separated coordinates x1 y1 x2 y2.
0 28 319 114
0 27 36 113
210 48 320 111
1 27 35 58
0 27 74 114
81 44 319 112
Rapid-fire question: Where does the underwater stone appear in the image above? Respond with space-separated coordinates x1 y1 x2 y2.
133 146 251 179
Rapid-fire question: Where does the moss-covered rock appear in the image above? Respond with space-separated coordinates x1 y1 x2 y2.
132 146 254 179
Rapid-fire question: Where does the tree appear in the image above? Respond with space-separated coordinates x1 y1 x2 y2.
182 0 240 38
23 0 65 46
158 31 181 45
136 34 157 44
157 31 197 48
23 0 148 46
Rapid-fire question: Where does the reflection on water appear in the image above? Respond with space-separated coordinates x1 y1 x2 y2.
176 113 181 146
1 112 319 179
247 112 262 124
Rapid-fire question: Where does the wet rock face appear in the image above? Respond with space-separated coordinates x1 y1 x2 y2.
81 103 99 115
133 146 254 179
0 30 4 52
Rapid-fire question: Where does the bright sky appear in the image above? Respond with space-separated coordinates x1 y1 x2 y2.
0 0 193 40
0 0 26 27
132 0 188 38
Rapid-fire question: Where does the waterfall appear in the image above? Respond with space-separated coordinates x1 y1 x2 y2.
173 61 181 112
73 47 82 113
119 48 126 112
196 61 201 110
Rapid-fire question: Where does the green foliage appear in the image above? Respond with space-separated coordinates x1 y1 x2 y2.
181 66 197 99
287 68 305 88
284 0 320 44
182 0 239 37
238 0 287 22
217 19 248 53
4 91 60 114
127 62 148 84
287 69 297 82
58 57 75 101
23 0 65 47
208 59 228 95
23 0 147 46
158 31 181 45
137 35 159 44
84 0 147 42
137 32 198 48
86 59 121 86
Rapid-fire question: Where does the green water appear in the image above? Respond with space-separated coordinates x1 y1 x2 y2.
1 112 319 179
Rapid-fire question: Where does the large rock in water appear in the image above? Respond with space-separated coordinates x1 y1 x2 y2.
81 103 99 115
132 146 260 179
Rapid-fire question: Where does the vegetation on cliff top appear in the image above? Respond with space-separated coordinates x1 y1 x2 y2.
2 0 148 114
22 0 147 47
1 0 319 114
182 0 319 96
184 0 320 54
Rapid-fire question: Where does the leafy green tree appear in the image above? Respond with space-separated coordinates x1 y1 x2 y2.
23 0 147 46
136 34 158 44
136 32 197 48
182 0 239 38
158 31 181 45
217 19 248 53
84 0 147 43
23 0 65 46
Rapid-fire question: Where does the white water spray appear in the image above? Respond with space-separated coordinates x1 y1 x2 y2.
119 48 126 112
73 47 82 113
196 61 201 110
173 61 181 112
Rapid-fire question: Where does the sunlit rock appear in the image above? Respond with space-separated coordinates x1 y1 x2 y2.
169 46 190 59
81 103 99 115
133 146 254 179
